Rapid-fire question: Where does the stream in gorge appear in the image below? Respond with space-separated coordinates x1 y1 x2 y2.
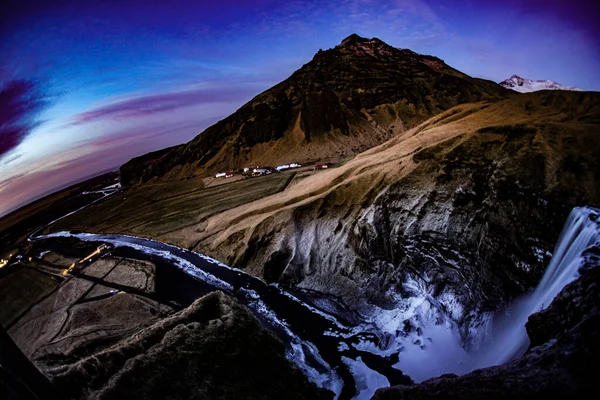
27 206 600 399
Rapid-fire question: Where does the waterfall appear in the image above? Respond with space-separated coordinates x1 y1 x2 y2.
472 206 600 369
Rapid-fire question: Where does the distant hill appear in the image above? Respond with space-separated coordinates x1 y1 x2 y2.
121 34 509 185
500 75 583 93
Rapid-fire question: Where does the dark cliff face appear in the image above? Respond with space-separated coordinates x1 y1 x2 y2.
121 34 509 185
372 258 600 400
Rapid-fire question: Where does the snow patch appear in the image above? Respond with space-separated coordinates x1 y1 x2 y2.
102 182 122 190
499 75 583 93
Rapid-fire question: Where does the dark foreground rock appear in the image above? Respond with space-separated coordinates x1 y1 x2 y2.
372 263 600 400
45 291 331 400
0 365 37 400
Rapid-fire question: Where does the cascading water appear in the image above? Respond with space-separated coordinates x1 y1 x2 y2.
383 206 600 385
471 206 600 369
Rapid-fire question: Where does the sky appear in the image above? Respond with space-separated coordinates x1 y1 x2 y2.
0 0 599 217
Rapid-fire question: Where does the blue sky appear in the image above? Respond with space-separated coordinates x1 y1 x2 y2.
1 0 599 216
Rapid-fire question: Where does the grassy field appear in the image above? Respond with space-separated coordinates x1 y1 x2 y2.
49 172 296 241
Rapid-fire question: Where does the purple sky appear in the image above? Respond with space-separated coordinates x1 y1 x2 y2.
1 0 599 217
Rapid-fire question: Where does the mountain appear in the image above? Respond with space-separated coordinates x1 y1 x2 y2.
5 32 600 400
121 34 509 185
500 74 583 93
45 84 600 396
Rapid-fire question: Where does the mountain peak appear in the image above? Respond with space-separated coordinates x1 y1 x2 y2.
340 33 365 43
500 75 583 93
340 33 370 45
334 34 395 58
339 34 386 48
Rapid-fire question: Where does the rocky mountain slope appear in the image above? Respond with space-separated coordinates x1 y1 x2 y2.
174 90 600 315
500 74 583 93
121 34 508 185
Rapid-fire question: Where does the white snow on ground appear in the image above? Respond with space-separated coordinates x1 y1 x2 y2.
499 75 583 93
351 292 485 382
348 273 476 382
274 284 350 331
37 250 51 258
342 356 389 400
288 340 344 398
437 291 464 321
338 342 350 351
102 182 122 190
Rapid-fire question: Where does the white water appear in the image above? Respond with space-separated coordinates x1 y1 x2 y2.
471 206 600 369
352 206 600 384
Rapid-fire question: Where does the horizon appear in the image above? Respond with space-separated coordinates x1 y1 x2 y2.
1 0 599 217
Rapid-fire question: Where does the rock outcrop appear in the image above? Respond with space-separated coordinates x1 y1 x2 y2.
121 34 508 185
45 291 331 400
372 256 600 399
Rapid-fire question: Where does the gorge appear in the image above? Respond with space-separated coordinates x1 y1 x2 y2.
7 202 599 399
1 35 599 400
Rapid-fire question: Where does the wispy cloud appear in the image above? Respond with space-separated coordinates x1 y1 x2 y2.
67 84 258 126
0 116 219 217
0 79 50 157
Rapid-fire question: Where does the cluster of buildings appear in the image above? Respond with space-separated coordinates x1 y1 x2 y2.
215 162 302 179
213 161 334 180
275 163 301 172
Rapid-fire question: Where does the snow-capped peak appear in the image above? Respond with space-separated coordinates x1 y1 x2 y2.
499 75 583 93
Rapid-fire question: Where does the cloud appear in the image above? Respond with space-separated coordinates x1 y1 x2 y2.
0 79 49 157
0 112 223 217
68 84 258 126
